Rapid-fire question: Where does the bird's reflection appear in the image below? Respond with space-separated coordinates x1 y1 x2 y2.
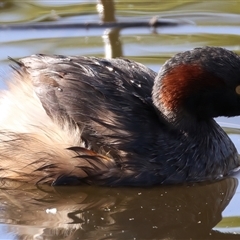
0 177 238 239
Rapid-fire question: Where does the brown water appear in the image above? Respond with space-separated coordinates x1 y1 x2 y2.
0 0 240 239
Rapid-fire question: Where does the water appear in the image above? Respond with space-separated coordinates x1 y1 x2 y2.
0 0 240 239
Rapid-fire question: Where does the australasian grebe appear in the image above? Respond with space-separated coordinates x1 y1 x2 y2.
0 46 239 186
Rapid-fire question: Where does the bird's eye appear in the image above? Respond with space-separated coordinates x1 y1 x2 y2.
235 85 240 95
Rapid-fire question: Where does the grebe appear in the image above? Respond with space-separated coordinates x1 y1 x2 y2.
0 46 239 186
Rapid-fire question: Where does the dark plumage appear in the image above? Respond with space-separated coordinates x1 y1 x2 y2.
0 47 239 186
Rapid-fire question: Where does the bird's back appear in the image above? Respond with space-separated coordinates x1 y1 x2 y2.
0 55 165 186
21 55 160 159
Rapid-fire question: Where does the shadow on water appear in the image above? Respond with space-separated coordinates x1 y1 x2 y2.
0 177 238 239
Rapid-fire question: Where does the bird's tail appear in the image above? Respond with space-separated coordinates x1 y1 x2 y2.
0 68 115 185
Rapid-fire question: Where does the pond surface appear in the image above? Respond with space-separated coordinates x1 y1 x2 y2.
0 0 240 239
